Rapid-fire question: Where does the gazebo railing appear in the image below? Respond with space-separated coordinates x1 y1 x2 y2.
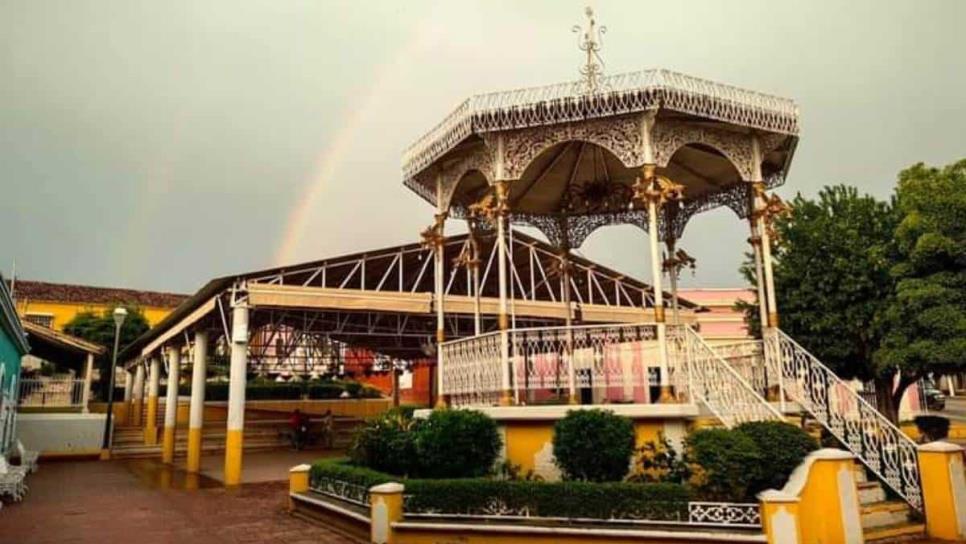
18 378 85 408
765 329 923 512
440 323 661 407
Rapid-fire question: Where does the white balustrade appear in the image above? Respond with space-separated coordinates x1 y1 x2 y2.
765 329 923 511
18 378 86 408
668 326 782 427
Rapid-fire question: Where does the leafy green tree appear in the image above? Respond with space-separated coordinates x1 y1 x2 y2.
875 160 966 417
737 185 899 408
63 306 150 400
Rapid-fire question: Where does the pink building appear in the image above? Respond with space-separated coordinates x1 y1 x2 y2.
678 288 754 343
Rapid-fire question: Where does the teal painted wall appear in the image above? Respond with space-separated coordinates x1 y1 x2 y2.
0 330 22 396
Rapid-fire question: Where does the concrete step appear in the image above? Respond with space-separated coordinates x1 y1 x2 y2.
858 481 887 505
863 522 927 543
861 501 912 530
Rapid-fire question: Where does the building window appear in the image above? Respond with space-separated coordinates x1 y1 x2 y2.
24 313 54 328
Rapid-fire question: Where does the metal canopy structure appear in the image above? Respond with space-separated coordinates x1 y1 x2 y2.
120 230 697 372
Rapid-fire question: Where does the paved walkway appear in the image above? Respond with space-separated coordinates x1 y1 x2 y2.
2 458 359 543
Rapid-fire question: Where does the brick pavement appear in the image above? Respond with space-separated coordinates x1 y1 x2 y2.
1 459 359 544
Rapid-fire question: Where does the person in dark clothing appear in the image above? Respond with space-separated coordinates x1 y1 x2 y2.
289 409 309 450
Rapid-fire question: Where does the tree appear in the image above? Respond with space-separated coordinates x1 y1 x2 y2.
63 306 150 400
738 185 898 391
875 160 966 417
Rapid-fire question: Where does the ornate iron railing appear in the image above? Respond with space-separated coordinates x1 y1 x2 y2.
310 476 371 507
439 330 504 407
765 329 923 511
708 340 771 398
668 326 782 427
403 68 800 182
440 323 661 406
403 497 761 529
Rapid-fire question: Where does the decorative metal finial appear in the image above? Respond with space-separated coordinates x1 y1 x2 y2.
572 6 606 95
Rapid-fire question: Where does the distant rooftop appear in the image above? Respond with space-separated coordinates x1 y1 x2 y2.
10 280 188 309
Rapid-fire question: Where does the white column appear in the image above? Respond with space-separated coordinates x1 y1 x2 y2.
161 346 180 463
186 330 208 473
749 219 770 333
144 356 161 444
224 303 248 486
472 237 482 336
647 191 672 403
496 187 512 406
434 212 447 408
132 363 145 425
123 369 133 402
81 352 94 413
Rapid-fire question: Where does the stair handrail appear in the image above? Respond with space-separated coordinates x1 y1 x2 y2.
672 325 782 428
766 328 923 512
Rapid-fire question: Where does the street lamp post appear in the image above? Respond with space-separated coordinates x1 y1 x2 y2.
100 307 127 460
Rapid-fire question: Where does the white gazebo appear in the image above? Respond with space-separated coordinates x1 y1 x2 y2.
403 9 923 513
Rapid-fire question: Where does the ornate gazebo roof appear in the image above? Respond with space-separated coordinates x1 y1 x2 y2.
404 68 799 192
403 11 800 248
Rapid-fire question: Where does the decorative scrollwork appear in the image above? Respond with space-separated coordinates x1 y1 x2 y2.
652 121 755 181
573 6 607 95
633 167 686 207
420 212 447 250
501 116 644 180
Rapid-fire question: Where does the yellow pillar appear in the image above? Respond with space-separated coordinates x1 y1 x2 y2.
369 482 404 544
131 363 145 426
161 346 180 463
288 463 311 511
186 331 208 473
758 448 862 544
918 441 966 540
224 303 248 486
144 356 160 445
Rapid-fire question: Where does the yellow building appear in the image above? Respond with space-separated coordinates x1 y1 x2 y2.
11 280 186 331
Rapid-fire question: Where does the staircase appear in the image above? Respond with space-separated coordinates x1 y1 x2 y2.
855 463 927 542
702 328 931 541
110 418 357 459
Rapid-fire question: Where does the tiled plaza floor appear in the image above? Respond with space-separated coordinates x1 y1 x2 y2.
1 457 359 544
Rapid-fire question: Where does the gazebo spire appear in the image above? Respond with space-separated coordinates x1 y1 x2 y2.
573 6 606 94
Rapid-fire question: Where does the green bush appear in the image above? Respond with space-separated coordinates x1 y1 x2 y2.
349 410 419 476
307 383 344 399
414 409 501 478
735 421 818 494
634 433 691 484
687 428 762 501
914 415 951 442
177 379 381 401
552 409 635 482
310 458 691 521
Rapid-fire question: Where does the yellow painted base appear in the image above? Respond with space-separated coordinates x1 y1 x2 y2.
186 427 203 473
161 426 176 464
143 425 158 445
99 449 111 461
130 401 142 426
224 429 244 486
919 447 966 540
146 396 158 429
499 391 513 406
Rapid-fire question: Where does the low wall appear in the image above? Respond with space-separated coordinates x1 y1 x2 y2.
416 404 698 481
90 398 393 425
17 412 106 458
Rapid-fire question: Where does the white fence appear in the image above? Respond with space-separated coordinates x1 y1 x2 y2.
18 378 86 408
440 323 661 407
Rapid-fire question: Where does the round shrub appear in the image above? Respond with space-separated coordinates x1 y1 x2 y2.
914 415 950 442
687 428 762 500
552 409 635 482
414 409 501 478
348 410 418 476
734 421 818 494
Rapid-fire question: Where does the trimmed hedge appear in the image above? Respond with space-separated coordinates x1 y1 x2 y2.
687 428 763 501
310 458 691 520
553 409 636 482
734 421 818 494
414 410 501 478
